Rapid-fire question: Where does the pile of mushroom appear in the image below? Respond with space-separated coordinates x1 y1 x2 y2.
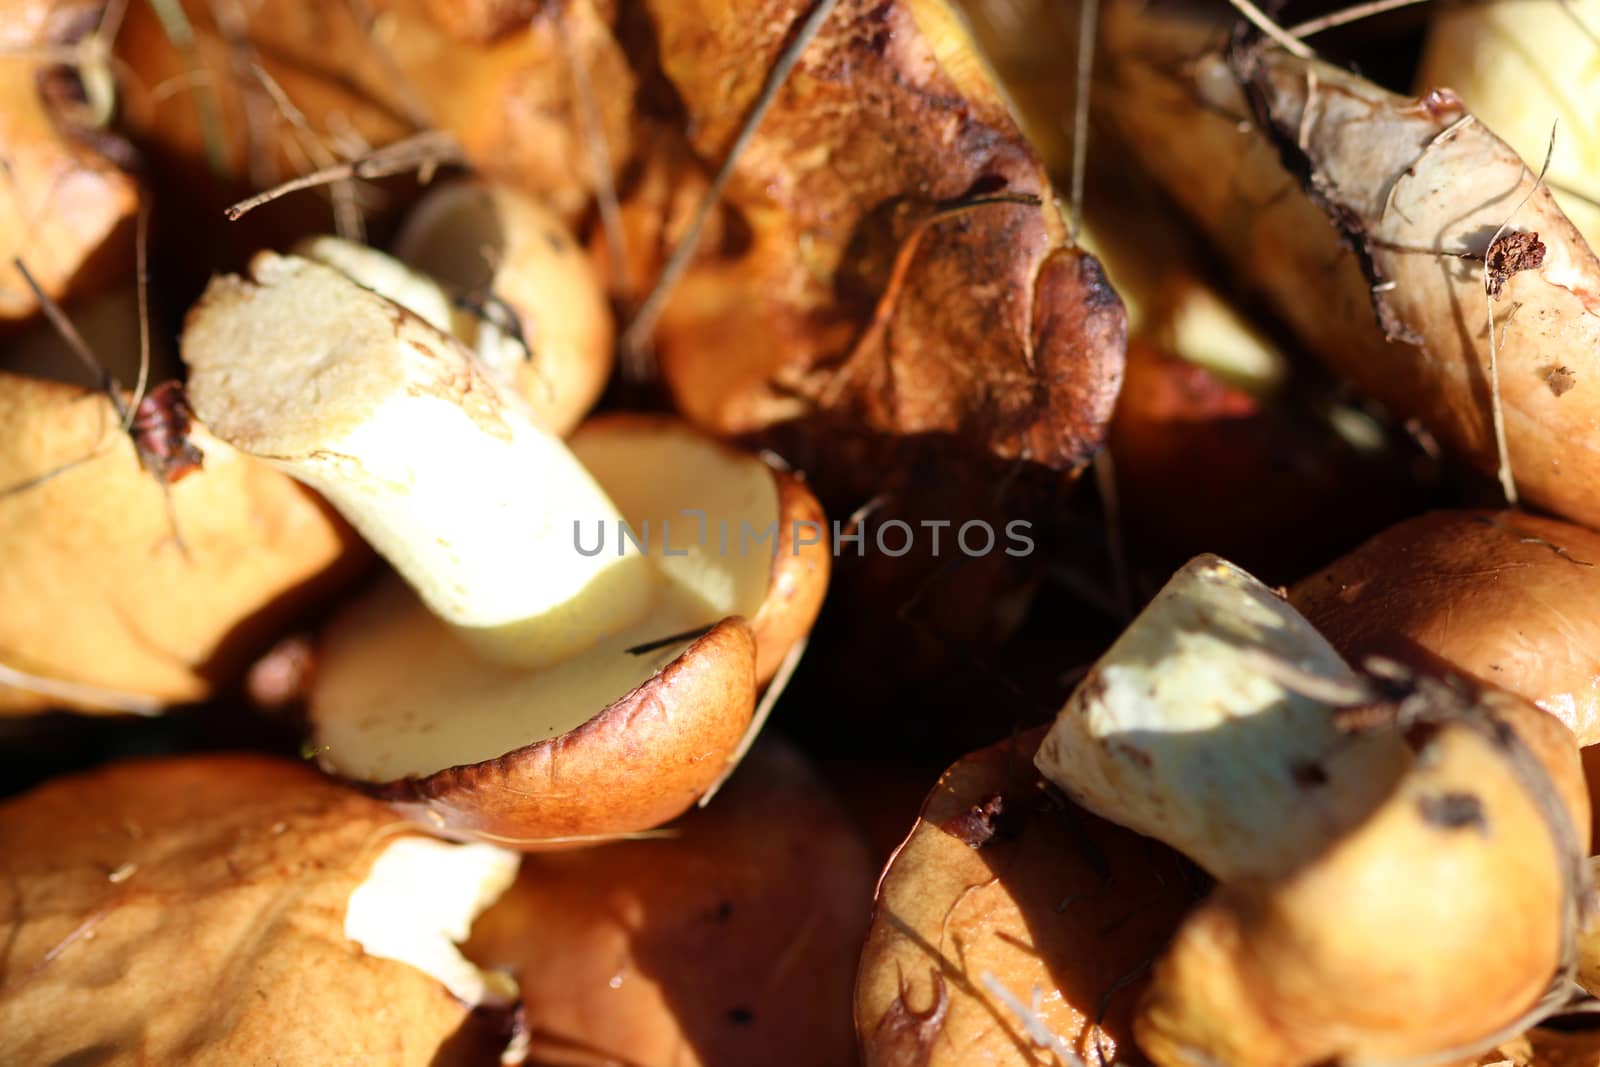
9 0 1600 1063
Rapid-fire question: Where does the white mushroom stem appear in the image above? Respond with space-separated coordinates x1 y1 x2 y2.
344 835 521 1007
182 251 654 669
293 235 459 337
293 235 529 377
1035 554 1408 881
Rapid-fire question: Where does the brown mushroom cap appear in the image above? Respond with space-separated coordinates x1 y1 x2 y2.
344 611 758 845
0 0 138 320
568 413 830 684
856 730 1201 1066
309 415 829 844
1291 510 1600 746
1139 709 1584 1067
0 371 363 713
465 741 873 1066
393 180 615 437
0 754 508 1065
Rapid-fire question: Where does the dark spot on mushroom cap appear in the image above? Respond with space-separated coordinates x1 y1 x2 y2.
1291 761 1328 788
728 1006 754 1025
1418 791 1486 833
1545 365 1577 397
1486 230 1546 297
941 792 1018 849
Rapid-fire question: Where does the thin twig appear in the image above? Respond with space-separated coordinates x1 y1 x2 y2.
1069 0 1100 243
1092 448 1132 620
11 259 129 426
624 624 716 655
1225 0 1316 57
224 130 463 220
979 972 1086 1067
0 443 112 497
0 660 161 714
127 202 151 430
1239 648 1377 706
1483 122 1559 509
553 3 632 364
621 0 842 357
698 633 808 807
1286 0 1432 39
146 0 230 176
210 0 281 189
462 826 680 848
247 61 364 240
342 0 435 130
815 193 1041 408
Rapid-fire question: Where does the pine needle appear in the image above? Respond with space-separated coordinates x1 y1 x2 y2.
698 633 808 808
1286 0 1432 40
621 0 842 358
224 130 462 221
1068 0 1099 243
1225 0 1315 58
1483 122 1559 509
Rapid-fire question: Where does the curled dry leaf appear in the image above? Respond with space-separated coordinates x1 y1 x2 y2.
0 754 517 1065
466 742 873 1067
622 0 1124 481
1099 10 1600 527
135 0 1125 480
0 371 364 714
856 730 1200 1067
1292 510 1600 747
0 0 139 319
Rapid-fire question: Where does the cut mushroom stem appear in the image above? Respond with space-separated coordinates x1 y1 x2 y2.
183 250 652 670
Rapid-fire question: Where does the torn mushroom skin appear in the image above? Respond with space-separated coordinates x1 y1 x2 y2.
467 742 872 1067
1036 556 1589 1067
0 370 363 714
181 251 828 844
0 0 139 320
1292 510 1600 747
0 754 517 1066
855 729 1201 1067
